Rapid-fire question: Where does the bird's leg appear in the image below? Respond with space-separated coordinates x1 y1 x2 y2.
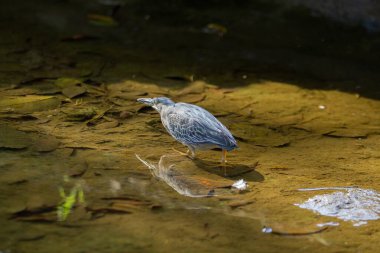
221 150 227 176
172 147 195 159
221 150 227 164
187 146 196 159
172 148 188 156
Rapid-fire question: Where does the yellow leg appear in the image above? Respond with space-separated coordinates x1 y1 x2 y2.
221 149 227 163
172 147 195 159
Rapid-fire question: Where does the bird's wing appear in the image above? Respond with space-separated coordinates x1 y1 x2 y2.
162 103 236 148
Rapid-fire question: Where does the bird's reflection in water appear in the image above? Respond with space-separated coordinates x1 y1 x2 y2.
135 153 264 198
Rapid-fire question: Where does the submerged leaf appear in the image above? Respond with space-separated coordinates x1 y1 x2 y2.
87 14 118 27
57 183 86 222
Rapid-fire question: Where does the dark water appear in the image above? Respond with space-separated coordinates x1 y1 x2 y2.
1 1 380 252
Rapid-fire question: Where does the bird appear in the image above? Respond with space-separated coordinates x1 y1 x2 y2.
137 97 237 163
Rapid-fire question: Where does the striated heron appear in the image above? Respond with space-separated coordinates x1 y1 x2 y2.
137 97 237 163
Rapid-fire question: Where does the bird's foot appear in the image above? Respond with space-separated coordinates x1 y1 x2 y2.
221 150 228 164
172 148 195 159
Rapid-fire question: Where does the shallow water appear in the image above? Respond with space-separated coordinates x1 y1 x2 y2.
1 1 380 253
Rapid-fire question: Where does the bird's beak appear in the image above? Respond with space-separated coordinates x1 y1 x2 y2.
137 98 154 106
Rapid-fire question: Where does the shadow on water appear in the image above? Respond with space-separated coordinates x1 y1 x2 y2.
193 158 264 182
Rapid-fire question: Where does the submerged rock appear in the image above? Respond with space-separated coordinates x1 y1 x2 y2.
296 188 380 226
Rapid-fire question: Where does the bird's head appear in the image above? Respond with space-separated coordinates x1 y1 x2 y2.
137 97 175 112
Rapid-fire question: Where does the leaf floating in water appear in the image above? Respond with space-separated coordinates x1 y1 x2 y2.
87 14 118 27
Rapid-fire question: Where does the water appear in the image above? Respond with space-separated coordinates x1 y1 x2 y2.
1 0 380 252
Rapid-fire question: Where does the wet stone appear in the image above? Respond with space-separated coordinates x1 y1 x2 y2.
31 135 60 152
62 85 87 99
0 95 61 113
62 107 97 121
296 188 380 226
0 125 32 149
